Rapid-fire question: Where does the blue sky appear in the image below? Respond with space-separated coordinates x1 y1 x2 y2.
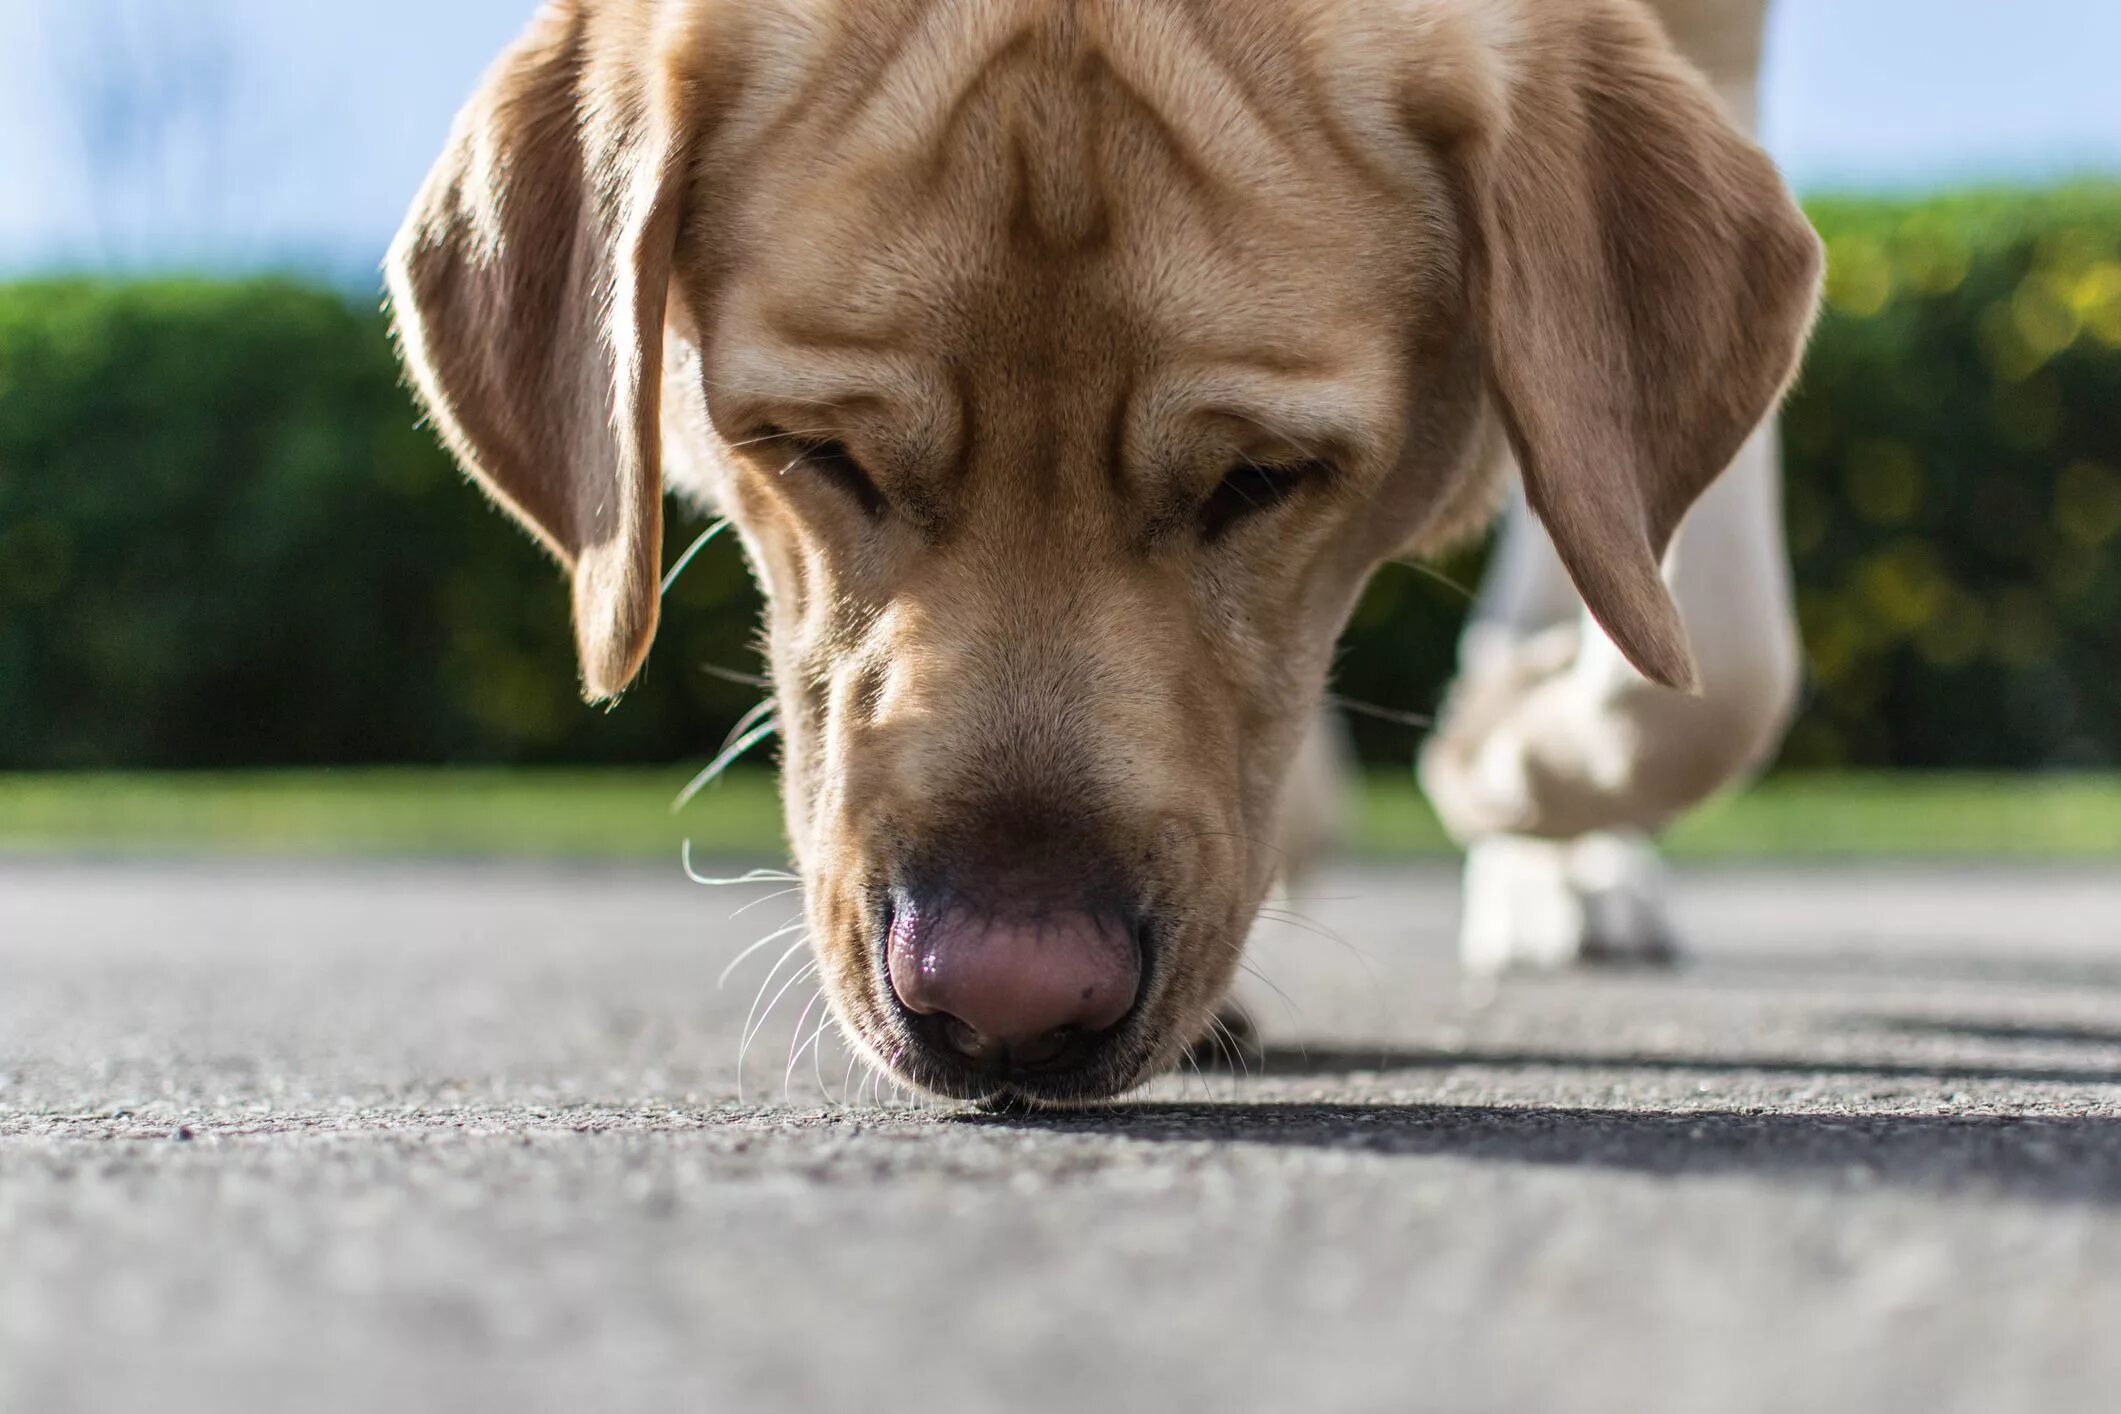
3 0 2120 276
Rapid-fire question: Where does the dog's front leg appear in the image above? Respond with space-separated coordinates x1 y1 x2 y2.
1423 427 1801 972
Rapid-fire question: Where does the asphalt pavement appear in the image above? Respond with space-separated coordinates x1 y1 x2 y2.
4 856 2121 1413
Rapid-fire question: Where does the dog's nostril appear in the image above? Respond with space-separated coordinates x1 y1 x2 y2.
941 1016 989 1059
936 1017 1075 1069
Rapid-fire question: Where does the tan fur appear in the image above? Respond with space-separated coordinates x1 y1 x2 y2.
388 0 1821 1101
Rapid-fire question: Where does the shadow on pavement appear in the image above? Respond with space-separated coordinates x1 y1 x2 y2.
1688 951 2121 992
1864 1017 2121 1048
1209 1043 2121 1090
965 1101 2121 1205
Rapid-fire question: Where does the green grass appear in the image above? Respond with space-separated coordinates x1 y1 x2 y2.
1362 773 2121 860
1654 774 2121 860
0 768 786 862
1 769 2116 862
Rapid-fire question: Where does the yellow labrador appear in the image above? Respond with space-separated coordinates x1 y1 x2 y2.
389 0 1819 1105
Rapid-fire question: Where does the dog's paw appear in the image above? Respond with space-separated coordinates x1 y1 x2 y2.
1458 831 1678 975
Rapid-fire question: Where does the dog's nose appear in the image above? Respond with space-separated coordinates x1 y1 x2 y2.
887 900 1141 1068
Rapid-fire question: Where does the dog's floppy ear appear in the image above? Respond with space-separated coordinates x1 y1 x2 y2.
1439 0 1821 689
386 3 689 700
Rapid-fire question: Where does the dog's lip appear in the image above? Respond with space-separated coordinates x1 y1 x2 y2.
914 1046 1159 1107
864 896 1167 1105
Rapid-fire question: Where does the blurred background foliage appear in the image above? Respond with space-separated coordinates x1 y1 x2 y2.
2 185 2117 773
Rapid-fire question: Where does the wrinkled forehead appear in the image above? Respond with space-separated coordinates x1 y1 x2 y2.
695 0 1446 443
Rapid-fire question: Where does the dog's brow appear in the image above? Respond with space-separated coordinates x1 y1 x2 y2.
712 330 942 417
762 306 906 357
1196 348 1341 379
1149 363 1398 463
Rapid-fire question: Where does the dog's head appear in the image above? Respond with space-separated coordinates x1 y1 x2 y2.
389 0 1818 1103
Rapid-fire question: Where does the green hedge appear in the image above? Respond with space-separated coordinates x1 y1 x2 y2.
2 185 2117 771
1776 187 2121 769
0 279 760 768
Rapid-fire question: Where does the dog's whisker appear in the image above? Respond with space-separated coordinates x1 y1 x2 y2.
716 919 807 989
1255 905 1385 997
721 426 839 452
1222 463 1268 510
681 844 800 888
1232 981 1302 1083
1255 906 1360 951
700 662 773 690
1235 960 1304 1037
660 517 732 598
734 940 812 1102
1205 1011 1251 1086
1256 900 1353 933
1199 1012 1232 1075
784 986 825 1103
1224 1010 1265 1088
761 450 810 482
1179 1035 1210 1103
839 1049 861 1110
738 941 811 1045
811 1009 835 1100
739 961 818 1102
672 719 780 813
1216 406 1315 456
715 695 782 761
1385 555 1480 604
728 886 803 921
1326 694 1436 731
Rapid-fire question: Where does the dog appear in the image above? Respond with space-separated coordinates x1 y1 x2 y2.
388 0 1820 1106
1417 0 1804 974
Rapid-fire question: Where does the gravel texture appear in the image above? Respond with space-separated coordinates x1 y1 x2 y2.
4 857 2120 1413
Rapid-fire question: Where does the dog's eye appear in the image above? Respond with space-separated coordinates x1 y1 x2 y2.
779 433 887 518
1199 459 1324 540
